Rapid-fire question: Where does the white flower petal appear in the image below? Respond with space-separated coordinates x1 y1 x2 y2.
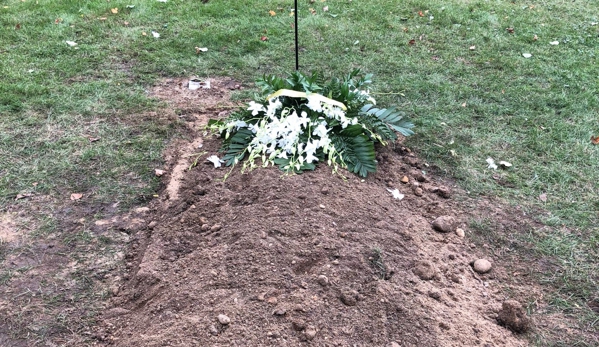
486 157 498 170
386 188 404 200
207 155 223 168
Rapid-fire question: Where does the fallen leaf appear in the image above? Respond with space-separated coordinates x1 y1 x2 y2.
549 41 559 45
309 8 316 15
195 46 208 54
32 182 38 187
126 5 135 8
323 6 328 11
408 39 415 45
111 8 118 14
15 193 33 200
591 135 599 145
461 102 467 107
155 169 165 176
260 36 268 41
124 21 129 25
55 18 63 24
157 0 168 2
418 11 424 17
386 188 405 200
70 193 83 201
486 157 498 170
15 23 21 30
469 45 476 50
269 10 276 16
533 34 538 41
151 31 160 38
142 31 147 36
66 41 77 46
539 193 547 202
499 161 512 168
522 53 532 58
88 137 101 142
99 17 107 21
353 40 359 45
506 27 514 33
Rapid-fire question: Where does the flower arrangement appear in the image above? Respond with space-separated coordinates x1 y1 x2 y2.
208 70 414 177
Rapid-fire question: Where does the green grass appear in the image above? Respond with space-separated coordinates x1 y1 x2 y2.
1 0 598 344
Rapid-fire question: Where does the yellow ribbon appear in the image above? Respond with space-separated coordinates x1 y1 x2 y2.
266 89 347 110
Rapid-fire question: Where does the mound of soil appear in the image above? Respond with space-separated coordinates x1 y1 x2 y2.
97 79 527 346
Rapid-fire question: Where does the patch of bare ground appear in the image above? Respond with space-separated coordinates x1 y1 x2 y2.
93 78 577 347
1 78 595 346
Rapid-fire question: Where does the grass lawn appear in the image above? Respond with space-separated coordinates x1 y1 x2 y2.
1 0 598 345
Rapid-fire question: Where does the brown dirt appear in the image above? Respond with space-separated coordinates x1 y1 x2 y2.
96 78 530 346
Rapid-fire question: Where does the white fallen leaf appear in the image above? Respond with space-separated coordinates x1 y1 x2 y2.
207 155 224 168
155 169 165 176
499 161 512 168
151 31 160 38
486 157 498 170
126 5 135 9
195 47 208 53
549 41 559 45
353 40 360 45
469 45 476 50
522 53 532 58
157 0 167 2
386 188 405 200
591 22 597 26
66 41 77 46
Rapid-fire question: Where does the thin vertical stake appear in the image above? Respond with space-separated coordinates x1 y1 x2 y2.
294 0 299 70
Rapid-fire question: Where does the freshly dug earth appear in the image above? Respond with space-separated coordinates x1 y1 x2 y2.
97 79 528 346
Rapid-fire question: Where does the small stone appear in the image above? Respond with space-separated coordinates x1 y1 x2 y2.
497 300 530 333
321 186 329 195
432 216 456 233
273 307 287 316
317 275 329 287
304 326 317 341
413 187 423 197
388 343 401 347
208 324 219 335
332 259 339 265
412 260 436 280
148 221 157 229
210 224 222 232
319 204 325 209
217 314 230 325
410 169 427 182
473 259 492 274
455 228 465 237
404 156 420 167
266 297 278 304
199 217 207 224
400 176 409 183
201 224 210 231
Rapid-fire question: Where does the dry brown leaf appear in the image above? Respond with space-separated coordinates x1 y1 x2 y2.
591 135 599 145
418 11 424 17
70 193 83 201
309 8 316 15
408 39 415 45
15 193 33 200
54 18 62 24
268 10 276 16
111 8 118 14
15 23 21 30
506 27 514 33
260 36 268 41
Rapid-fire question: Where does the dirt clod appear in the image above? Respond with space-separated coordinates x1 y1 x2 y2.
497 300 530 333
304 326 318 341
432 215 457 233
317 275 329 287
413 260 436 280
339 289 359 306
456 228 465 237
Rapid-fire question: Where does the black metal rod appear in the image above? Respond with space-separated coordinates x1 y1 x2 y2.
294 0 299 70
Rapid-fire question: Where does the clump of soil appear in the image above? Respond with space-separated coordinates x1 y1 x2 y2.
97 78 529 346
